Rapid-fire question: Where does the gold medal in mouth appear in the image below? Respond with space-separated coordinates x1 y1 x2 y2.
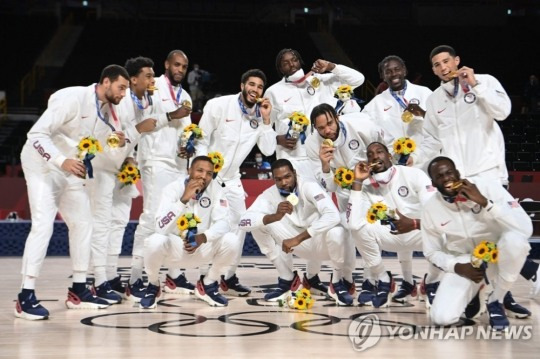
445 181 463 190
368 161 382 168
255 97 264 103
447 70 459 79
147 86 158 91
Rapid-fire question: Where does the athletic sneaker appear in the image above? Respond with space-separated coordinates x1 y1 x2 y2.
392 280 418 304
328 280 354 306
14 291 49 320
343 278 356 296
163 273 195 295
531 265 540 296
372 272 395 308
93 281 122 304
265 272 301 302
464 285 486 319
302 273 328 296
107 276 126 295
358 280 376 306
503 291 531 319
220 274 251 297
139 283 162 309
65 288 110 309
195 279 228 307
487 300 509 331
125 278 147 303
419 274 439 309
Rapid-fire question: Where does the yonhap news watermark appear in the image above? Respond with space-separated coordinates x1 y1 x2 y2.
348 314 533 352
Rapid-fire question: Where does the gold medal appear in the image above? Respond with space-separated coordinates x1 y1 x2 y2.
401 110 414 123
182 100 192 109
310 77 320 89
286 193 299 206
107 133 120 148
322 138 334 147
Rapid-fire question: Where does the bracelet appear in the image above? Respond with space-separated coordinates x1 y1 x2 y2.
166 112 172 122
353 179 363 185
413 218 418 230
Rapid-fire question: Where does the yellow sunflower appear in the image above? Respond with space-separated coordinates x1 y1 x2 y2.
300 288 311 299
473 242 489 259
393 140 403 154
306 299 314 309
403 138 416 154
373 202 387 212
490 248 499 263
335 84 353 95
117 172 128 183
125 165 136 175
78 139 92 151
177 216 188 232
342 170 354 185
295 297 307 310
367 212 377 224
95 140 103 152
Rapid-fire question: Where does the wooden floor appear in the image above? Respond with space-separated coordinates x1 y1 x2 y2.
1 256 540 358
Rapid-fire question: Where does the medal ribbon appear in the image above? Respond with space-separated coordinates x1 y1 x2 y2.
95 85 116 132
285 70 313 85
368 167 397 189
389 81 408 110
164 75 182 106
237 95 261 118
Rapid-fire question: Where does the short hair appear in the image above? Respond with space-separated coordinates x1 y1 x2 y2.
310 103 338 128
367 141 390 153
275 48 304 77
190 155 214 169
99 65 129 84
241 69 267 87
271 158 295 173
429 45 457 64
124 56 154 78
166 50 187 62
427 156 456 178
378 55 406 79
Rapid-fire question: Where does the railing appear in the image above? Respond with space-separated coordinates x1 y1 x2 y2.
19 65 44 106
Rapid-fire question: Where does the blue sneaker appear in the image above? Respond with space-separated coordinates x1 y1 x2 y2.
302 273 328 296
328 280 354 306
392 280 418 304
465 285 486 319
265 272 300 302
358 280 376 306
93 281 122 304
503 291 531 319
343 278 356 296
420 274 439 309
164 273 195 295
139 283 162 309
107 276 126 295
14 291 49 320
195 279 228 307
65 288 110 309
125 278 147 303
372 272 395 308
220 274 251 297
487 300 510 331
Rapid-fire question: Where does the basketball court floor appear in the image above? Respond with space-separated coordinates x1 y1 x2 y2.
2 256 539 358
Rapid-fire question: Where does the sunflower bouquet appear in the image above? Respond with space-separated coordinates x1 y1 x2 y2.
177 212 202 247
471 240 498 284
116 162 141 187
366 202 397 230
208 151 224 178
334 84 354 99
178 124 203 157
279 288 315 310
77 136 103 179
334 167 354 189
287 112 310 144
393 137 416 166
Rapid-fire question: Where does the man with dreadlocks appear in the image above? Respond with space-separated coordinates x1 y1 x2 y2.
265 48 364 180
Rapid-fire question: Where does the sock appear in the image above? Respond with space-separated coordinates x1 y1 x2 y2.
488 287 507 304
371 263 389 282
400 260 413 284
106 254 119 280
130 256 144 282
21 288 34 297
22 276 36 290
203 276 215 286
332 269 343 284
272 257 294 281
72 271 86 284
93 265 107 287
168 268 182 279
520 259 539 281
72 282 86 294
